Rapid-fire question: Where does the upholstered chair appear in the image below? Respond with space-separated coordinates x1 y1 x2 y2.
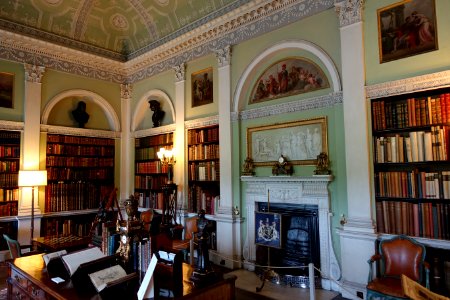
3 234 38 259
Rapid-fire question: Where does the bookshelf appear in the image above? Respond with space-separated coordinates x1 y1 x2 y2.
371 87 450 241
187 125 220 215
45 134 115 213
134 133 173 209
0 130 20 217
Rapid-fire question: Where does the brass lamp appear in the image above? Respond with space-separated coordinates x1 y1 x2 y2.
157 147 176 184
18 170 47 244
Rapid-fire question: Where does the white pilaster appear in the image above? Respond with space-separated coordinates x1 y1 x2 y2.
335 1 376 299
120 84 132 201
173 63 186 208
19 64 45 244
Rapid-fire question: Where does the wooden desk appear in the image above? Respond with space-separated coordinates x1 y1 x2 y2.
7 253 138 300
33 235 91 253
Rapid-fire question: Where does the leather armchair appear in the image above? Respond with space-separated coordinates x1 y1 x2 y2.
367 235 430 300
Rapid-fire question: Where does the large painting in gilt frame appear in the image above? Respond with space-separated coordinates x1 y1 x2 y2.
0 72 14 109
247 117 328 166
191 67 213 107
378 0 437 63
249 57 329 104
255 211 282 249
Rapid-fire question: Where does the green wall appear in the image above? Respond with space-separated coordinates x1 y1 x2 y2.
0 60 25 122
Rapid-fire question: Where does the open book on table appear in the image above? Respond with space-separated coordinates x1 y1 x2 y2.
43 250 67 266
88 264 128 292
61 247 106 277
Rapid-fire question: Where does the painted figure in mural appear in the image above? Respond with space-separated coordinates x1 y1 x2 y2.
72 101 90 128
278 64 289 93
149 99 165 128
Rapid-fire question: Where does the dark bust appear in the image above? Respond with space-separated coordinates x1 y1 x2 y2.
149 99 165 128
72 101 89 128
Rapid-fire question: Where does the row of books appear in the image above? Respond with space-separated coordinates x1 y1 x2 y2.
188 161 220 181
0 173 18 187
135 133 173 148
41 217 93 237
373 127 449 163
135 147 156 161
0 146 19 158
376 201 450 240
47 144 114 157
0 201 18 217
0 131 20 143
138 191 165 209
47 134 115 146
46 156 114 168
47 167 114 181
0 160 18 172
135 161 168 174
372 93 450 130
44 182 112 212
374 170 450 199
188 185 219 215
187 127 219 144
0 189 19 202
134 175 167 190
188 144 220 160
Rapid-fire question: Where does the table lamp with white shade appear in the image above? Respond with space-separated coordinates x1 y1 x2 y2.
18 170 47 244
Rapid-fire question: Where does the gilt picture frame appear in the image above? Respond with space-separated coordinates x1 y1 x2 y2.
247 117 328 166
0 72 14 109
191 67 213 107
377 0 437 63
255 211 282 249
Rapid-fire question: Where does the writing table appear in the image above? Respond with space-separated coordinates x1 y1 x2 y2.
33 235 91 253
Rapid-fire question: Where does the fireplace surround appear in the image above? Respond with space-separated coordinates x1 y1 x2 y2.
241 176 341 291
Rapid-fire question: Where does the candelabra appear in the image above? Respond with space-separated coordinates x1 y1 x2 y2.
157 147 176 184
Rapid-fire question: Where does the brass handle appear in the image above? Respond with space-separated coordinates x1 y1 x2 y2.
31 286 39 296
15 291 24 300
14 275 21 283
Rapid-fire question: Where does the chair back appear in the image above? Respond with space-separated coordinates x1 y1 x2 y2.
140 209 154 232
380 235 425 281
184 216 198 240
3 234 21 259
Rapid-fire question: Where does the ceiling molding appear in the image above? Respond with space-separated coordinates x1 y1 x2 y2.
0 0 334 84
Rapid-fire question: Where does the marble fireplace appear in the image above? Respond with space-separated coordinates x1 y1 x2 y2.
241 176 341 291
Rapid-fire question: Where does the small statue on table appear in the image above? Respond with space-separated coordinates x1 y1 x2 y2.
272 155 293 176
242 157 255 176
116 232 130 262
314 152 331 175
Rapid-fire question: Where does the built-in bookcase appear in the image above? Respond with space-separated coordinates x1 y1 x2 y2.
187 125 220 215
371 87 450 241
0 130 20 217
40 212 96 237
45 134 115 213
134 133 173 209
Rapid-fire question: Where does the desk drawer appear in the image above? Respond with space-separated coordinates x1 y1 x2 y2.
10 269 28 289
10 281 31 300
27 281 47 300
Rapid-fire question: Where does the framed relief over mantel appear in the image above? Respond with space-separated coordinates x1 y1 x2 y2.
247 117 328 166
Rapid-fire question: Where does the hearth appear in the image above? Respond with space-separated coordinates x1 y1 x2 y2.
255 202 320 287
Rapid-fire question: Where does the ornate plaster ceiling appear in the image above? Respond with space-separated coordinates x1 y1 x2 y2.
0 0 248 61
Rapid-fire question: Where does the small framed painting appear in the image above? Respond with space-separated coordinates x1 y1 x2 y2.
255 211 282 249
378 0 438 63
191 67 213 107
0 72 14 109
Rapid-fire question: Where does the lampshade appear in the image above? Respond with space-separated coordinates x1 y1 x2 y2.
18 170 48 187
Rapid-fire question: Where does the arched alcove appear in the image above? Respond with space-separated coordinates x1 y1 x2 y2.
131 89 175 132
41 89 120 131
233 40 341 113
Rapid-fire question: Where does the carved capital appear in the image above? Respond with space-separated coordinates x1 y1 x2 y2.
120 83 132 99
24 64 45 83
215 45 232 67
335 0 364 27
173 63 185 82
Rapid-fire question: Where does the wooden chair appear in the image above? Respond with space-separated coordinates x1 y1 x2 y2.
3 234 39 259
172 216 198 261
367 235 430 300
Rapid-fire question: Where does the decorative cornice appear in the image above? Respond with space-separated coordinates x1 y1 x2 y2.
185 115 219 129
215 45 232 68
0 120 24 131
24 64 45 83
132 124 176 139
0 0 334 84
238 91 342 120
173 63 186 82
120 84 132 99
40 124 121 139
366 70 450 99
335 0 364 28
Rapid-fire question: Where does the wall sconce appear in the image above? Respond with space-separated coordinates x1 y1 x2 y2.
157 147 176 184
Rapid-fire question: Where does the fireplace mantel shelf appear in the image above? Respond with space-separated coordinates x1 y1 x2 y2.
240 175 333 183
